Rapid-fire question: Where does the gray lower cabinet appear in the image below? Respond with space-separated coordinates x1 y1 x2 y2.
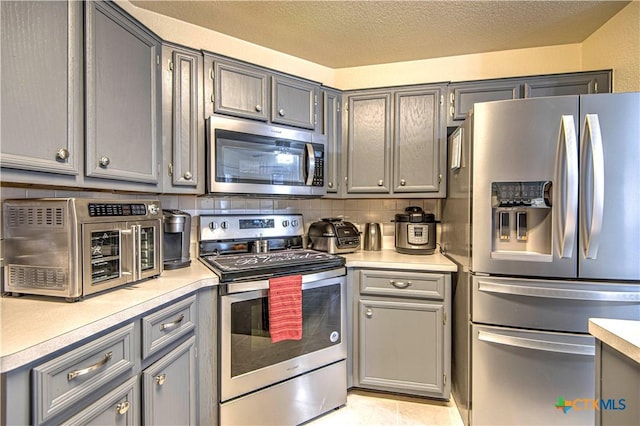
0 0 83 182
85 0 161 186
161 43 204 193
345 85 446 197
352 269 451 399
0 291 213 425
142 336 197 425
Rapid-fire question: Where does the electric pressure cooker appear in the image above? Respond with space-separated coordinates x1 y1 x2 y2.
393 206 437 254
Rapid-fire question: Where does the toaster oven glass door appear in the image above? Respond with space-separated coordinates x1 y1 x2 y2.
82 220 161 295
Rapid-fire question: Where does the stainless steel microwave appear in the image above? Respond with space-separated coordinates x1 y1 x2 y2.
207 116 326 197
2 198 163 302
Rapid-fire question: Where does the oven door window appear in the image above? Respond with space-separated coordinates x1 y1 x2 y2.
82 223 127 289
230 283 342 377
215 129 306 186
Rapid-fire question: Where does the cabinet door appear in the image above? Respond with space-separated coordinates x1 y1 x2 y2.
346 92 392 193
447 80 521 126
524 71 611 98
142 336 197 425
394 88 444 193
358 299 445 396
1 0 82 175
85 0 160 184
271 75 318 130
161 45 203 192
323 89 342 194
213 59 268 121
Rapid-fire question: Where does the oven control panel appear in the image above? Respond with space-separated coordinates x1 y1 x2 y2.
199 214 304 241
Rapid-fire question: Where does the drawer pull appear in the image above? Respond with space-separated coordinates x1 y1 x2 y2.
67 351 112 380
390 280 412 289
160 314 184 331
156 373 167 386
116 401 130 415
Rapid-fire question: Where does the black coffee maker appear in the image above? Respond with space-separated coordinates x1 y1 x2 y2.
162 210 191 269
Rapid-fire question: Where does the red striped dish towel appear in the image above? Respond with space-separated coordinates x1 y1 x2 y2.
269 275 303 343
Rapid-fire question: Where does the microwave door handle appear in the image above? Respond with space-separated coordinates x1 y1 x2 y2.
132 225 142 281
305 143 315 185
121 228 135 280
554 115 578 258
581 114 605 259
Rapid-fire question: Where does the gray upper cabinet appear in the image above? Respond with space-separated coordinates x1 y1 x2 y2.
161 43 204 193
322 89 342 195
394 87 445 194
0 0 83 178
345 85 445 197
447 80 521 126
207 56 269 121
85 0 161 185
524 70 611 98
448 70 612 127
346 92 392 193
271 75 318 130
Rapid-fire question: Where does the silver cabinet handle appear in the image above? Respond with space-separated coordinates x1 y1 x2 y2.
278 108 285 116
155 373 167 386
365 308 373 318
377 180 384 186
390 280 412 289
98 156 110 168
328 182 334 188
56 148 69 161
68 351 112 380
116 401 130 415
255 105 262 112
183 171 192 180
160 313 184 331
400 179 406 186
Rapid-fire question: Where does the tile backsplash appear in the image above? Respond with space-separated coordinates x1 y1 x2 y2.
0 185 441 257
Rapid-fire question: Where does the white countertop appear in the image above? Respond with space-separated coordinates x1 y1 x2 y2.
0 250 456 374
589 318 640 364
0 260 218 373
342 249 457 272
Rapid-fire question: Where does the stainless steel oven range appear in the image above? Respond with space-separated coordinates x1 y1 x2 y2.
198 214 347 425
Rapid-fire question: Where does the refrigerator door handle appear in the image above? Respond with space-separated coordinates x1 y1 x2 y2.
581 114 605 259
478 330 595 356
554 115 578 258
477 279 640 302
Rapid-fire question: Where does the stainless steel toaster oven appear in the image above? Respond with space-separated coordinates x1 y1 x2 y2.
2 198 163 302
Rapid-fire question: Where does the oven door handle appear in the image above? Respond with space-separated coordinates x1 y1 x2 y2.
305 143 316 186
222 267 346 294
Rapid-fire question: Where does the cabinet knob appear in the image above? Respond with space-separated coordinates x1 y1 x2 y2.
400 179 406 186
255 105 262 112
56 148 69 162
155 373 167 386
377 180 384 186
278 109 285 117
98 156 110 168
328 182 334 188
183 171 193 180
115 401 130 415
365 308 373 318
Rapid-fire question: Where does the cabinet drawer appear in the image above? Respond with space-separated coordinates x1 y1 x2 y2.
60 376 138 426
32 323 136 425
359 270 446 299
142 295 196 359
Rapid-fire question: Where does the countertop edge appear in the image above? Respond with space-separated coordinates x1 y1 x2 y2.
589 318 640 364
0 277 218 374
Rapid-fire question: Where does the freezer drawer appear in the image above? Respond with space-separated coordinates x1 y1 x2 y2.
472 275 640 333
472 324 596 426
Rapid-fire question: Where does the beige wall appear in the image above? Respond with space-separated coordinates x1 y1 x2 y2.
582 1 640 92
119 1 636 91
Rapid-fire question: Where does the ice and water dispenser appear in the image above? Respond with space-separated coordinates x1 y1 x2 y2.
491 181 552 259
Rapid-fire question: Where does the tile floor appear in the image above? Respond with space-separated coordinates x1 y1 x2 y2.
307 389 464 426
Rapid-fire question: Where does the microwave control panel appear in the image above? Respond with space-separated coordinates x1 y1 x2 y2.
312 149 324 187
88 203 158 217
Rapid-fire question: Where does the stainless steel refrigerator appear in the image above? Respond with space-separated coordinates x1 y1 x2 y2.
442 92 640 426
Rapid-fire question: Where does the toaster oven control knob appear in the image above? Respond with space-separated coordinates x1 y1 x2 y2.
209 222 218 230
282 220 289 227
291 219 299 227
147 204 160 215
221 221 229 229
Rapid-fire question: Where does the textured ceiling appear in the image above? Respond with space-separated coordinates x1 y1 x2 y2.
131 1 630 68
